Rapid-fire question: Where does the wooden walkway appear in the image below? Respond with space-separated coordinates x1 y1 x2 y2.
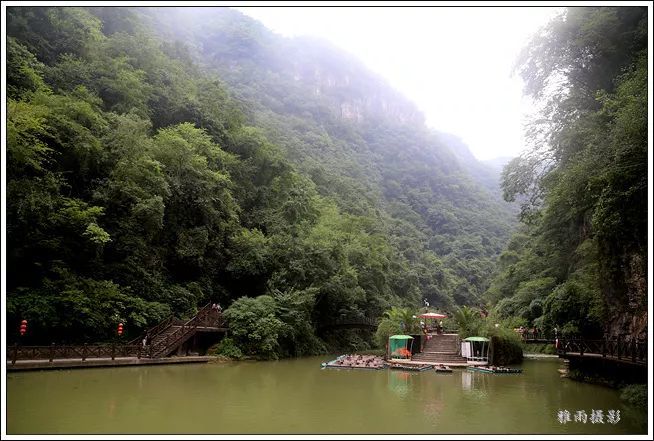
557 338 647 365
317 316 379 332
8 303 228 369
7 356 215 371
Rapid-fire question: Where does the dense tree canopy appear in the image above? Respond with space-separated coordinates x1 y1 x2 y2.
6 7 516 357
487 7 647 339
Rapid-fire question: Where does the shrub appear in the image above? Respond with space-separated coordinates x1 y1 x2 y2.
374 317 402 347
620 384 647 407
489 328 523 365
210 337 243 359
223 295 284 359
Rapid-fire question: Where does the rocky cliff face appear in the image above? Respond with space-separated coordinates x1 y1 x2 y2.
286 42 425 127
153 7 425 128
605 251 648 340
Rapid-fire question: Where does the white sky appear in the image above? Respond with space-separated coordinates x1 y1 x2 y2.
236 7 562 161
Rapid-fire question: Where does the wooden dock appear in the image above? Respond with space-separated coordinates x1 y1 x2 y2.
7 355 215 371
386 359 487 368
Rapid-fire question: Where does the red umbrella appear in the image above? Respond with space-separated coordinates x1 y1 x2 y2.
418 312 447 319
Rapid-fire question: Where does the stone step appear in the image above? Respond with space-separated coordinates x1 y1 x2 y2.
413 354 466 359
415 353 464 357
413 354 467 360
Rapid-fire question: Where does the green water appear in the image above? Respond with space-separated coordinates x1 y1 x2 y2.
7 357 647 434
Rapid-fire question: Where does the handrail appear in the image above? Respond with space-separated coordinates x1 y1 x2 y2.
149 303 217 358
557 337 647 364
128 314 174 345
9 303 228 363
10 343 144 364
318 316 380 329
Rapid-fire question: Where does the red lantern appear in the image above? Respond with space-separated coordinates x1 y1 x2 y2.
20 320 28 336
117 322 124 336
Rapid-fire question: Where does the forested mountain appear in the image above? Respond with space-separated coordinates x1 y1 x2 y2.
6 7 515 355
485 7 648 340
143 7 516 299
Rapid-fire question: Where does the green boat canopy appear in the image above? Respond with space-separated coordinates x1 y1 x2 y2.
389 335 414 340
464 336 489 342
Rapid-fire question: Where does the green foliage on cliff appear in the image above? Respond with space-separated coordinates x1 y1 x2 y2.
486 7 648 338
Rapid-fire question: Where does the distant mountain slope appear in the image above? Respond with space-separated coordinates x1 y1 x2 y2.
144 7 518 303
433 132 509 194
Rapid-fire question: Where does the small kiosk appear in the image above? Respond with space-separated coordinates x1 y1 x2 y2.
461 336 489 365
388 335 414 360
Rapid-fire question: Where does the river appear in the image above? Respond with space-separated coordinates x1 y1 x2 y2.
6 357 647 434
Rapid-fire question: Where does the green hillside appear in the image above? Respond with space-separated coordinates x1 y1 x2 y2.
6 7 516 356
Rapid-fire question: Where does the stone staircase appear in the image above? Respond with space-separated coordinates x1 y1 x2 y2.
412 333 468 365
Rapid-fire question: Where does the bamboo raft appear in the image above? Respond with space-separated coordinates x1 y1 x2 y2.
321 354 386 370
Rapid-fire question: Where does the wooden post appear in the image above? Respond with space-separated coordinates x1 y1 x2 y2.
82 343 87 361
12 343 18 365
601 340 606 357
579 340 584 356
631 340 636 362
617 336 622 359
111 343 116 360
50 343 55 362
137 344 141 359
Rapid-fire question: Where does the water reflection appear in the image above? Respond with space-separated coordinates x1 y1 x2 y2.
461 370 489 401
462 370 472 391
107 398 116 418
7 358 647 434
388 371 411 397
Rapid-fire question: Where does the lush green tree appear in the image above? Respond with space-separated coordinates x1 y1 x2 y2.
6 6 519 356
488 7 647 340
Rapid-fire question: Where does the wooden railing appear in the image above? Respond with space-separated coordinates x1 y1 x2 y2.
558 338 647 364
520 331 555 342
318 316 379 331
128 314 175 345
10 304 228 363
148 304 226 358
10 343 145 364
